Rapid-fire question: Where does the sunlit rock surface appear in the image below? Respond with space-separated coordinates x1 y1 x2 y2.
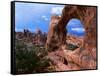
46 5 97 70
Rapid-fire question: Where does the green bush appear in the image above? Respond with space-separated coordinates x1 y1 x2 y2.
15 39 50 74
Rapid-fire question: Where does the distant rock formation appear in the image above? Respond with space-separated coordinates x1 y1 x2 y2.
46 5 97 50
23 29 32 37
16 29 47 46
33 29 47 45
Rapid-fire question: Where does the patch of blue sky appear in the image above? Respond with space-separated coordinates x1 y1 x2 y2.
15 2 64 33
66 19 85 36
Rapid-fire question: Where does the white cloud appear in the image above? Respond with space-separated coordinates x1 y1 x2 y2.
72 28 85 32
51 7 64 15
15 28 23 32
41 15 48 21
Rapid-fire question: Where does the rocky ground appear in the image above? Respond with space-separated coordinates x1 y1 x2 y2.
46 35 97 71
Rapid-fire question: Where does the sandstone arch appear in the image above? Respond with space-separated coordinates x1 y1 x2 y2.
46 5 97 51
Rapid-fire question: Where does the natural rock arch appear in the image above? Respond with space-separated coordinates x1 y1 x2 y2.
46 5 97 51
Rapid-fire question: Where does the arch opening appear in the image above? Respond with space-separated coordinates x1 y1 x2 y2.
65 18 86 51
66 18 85 37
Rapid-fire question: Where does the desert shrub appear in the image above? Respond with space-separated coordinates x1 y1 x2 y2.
15 39 51 74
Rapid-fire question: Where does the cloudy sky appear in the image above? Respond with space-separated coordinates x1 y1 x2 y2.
15 2 85 36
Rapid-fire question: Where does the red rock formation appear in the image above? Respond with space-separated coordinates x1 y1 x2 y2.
63 47 96 69
46 5 97 70
46 5 97 50
46 15 61 50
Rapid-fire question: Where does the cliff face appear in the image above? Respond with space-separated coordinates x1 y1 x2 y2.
46 5 97 50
